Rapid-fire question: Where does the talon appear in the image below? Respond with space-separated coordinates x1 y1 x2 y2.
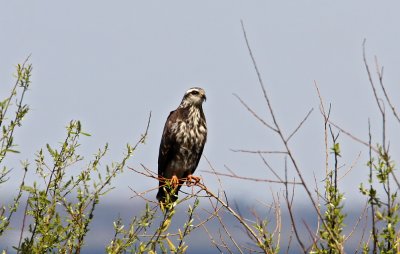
186 175 201 186
171 175 179 188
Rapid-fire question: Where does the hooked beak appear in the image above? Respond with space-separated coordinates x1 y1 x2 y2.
202 93 207 102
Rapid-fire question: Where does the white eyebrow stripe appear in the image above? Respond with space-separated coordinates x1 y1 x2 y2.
186 88 199 94
185 87 204 95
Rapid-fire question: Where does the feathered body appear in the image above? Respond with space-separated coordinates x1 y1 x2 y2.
156 87 207 203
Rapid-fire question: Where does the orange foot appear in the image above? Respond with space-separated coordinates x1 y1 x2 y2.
171 175 179 188
186 175 201 186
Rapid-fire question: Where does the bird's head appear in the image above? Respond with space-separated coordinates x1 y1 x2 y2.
180 87 206 108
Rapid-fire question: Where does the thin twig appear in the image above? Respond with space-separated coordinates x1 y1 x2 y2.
314 81 330 177
258 153 284 183
363 39 384 115
328 120 378 153
0 55 31 128
374 56 400 123
355 203 371 253
302 218 321 252
17 195 30 252
283 156 306 252
230 149 287 154
271 191 282 248
286 108 314 143
197 182 267 253
338 151 361 181
368 119 378 254
199 214 224 253
201 170 301 185
344 201 369 242
233 93 278 133
215 207 244 254
240 20 281 134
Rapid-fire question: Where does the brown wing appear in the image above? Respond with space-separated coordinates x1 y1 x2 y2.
157 108 183 202
158 109 181 178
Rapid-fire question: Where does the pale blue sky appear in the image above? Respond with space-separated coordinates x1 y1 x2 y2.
2 0 400 200
1 1 400 251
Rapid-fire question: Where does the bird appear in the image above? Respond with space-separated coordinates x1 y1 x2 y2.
156 87 207 205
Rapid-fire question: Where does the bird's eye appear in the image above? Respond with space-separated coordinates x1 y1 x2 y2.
191 91 199 95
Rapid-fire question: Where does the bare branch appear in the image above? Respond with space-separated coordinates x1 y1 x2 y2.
215 208 244 254
338 151 362 181
258 153 284 183
314 81 330 176
201 170 301 185
240 20 282 133
328 120 378 153
344 201 369 242
241 20 342 251
196 182 268 253
233 93 278 133
230 149 287 154
199 216 224 253
374 53 400 123
286 108 314 143
283 157 306 252
363 39 384 115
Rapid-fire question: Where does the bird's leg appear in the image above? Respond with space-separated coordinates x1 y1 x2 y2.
186 175 201 186
171 175 179 189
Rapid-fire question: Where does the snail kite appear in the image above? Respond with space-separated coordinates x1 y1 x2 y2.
156 87 207 204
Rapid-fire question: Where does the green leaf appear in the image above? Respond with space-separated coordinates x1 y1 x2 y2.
5 149 20 153
21 185 35 193
331 143 341 156
80 132 91 137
